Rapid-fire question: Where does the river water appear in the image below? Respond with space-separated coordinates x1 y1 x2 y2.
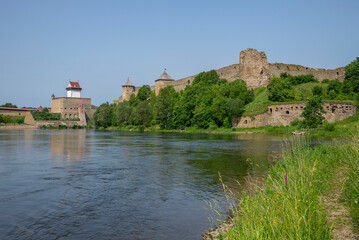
0 130 334 239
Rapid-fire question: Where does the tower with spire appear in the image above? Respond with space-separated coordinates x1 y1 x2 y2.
154 69 174 95
122 78 136 101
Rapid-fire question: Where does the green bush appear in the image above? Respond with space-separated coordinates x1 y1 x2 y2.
31 111 61 121
323 122 336 132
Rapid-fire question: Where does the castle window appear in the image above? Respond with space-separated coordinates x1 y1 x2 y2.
296 107 298 109
260 69 263 75
286 111 290 114
275 108 278 111
270 108 272 113
291 107 293 110
188 80 190 85
337 72 339 75
280 107 283 110
244 120 248 124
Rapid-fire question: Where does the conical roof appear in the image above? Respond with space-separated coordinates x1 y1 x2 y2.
156 71 174 82
123 78 134 87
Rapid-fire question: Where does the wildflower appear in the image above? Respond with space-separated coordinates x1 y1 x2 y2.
277 155 280 160
285 174 288 182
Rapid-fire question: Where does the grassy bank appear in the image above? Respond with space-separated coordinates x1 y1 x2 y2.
209 139 359 239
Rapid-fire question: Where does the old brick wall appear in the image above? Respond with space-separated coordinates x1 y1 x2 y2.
269 64 345 82
51 97 91 119
233 102 356 128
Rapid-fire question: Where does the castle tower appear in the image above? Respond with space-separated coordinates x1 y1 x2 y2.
155 70 174 95
66 81 82 98
122 78 136 101
238 48 270 89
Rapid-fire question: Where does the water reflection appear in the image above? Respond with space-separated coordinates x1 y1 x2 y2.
51 130 90 161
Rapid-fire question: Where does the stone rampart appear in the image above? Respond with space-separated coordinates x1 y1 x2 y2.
114 48 347 103
51 97 93 121
269 64 345 82
232 102 356 128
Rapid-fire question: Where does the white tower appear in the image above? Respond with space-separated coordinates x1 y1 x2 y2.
66 81 82 98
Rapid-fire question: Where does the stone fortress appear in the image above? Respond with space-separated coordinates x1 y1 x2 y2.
113 48 355 127
114 48 345 103
51 81 96 125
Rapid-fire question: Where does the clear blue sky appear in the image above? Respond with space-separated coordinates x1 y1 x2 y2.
0 0 358 107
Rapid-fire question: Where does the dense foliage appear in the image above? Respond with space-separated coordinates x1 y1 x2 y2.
31 111 61 121
268 73 318 102
0 114 25 124
300 96 326 128
95 57 359 130
94 70 253 129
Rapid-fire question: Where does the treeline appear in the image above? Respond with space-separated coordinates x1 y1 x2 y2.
94 70 254 129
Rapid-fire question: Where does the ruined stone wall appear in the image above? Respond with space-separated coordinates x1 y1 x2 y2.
232 102 356 128
113 48 347 103
51 97 91 119
238 49 270 89
269 64 345 82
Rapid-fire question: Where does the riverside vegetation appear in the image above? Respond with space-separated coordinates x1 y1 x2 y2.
205 139 359 239
94 57 359 133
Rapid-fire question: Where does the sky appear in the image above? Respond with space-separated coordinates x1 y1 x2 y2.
0 0 358 107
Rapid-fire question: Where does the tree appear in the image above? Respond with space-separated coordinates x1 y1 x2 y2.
226 98 245 118
268 76 294 102
301 96 326 128
155 86 178 129
192 70 220 86
135 101 153 127
1 103 17 108
114 101 132 126
312 86 324 96
343 57 359 93
136 85 152 101
94 102 114 128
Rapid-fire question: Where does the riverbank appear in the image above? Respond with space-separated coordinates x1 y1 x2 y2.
204 139 359 239
0 125 37 130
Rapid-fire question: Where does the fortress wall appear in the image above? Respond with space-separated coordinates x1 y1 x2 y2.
269 64 345 82
51 97 91 119
0 111 36 125
232 102 356 128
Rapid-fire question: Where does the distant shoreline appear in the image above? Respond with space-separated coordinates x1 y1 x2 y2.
0 125 37 130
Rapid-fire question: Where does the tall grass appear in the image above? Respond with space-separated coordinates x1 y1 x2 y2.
214 140 359 239
342 139 359 232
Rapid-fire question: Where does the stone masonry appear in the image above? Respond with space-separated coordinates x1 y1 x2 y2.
113 48 346 104
232 102 356 128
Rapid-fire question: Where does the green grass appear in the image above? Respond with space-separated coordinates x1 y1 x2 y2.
214 140 359 239
293 82 327 100
243 87 271 116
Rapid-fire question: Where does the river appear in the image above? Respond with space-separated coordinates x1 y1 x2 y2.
0 130 335 239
